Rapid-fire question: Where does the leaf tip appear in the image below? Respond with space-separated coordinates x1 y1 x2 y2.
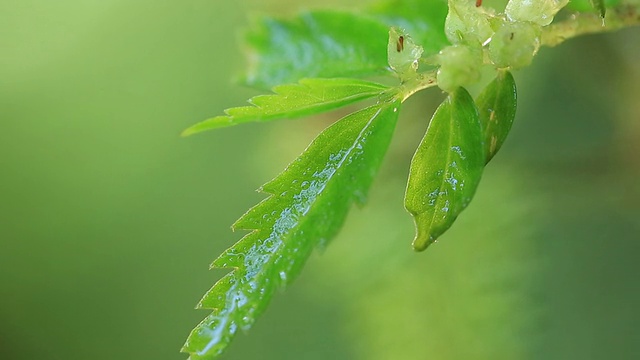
181 127 197 137
412 232 435 252
410 214 437 251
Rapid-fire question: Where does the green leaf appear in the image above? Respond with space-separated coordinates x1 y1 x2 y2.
476 71 517 163
241 3 451 89
182 99 401 359
243 11 390 89
404 87 484 251
590 0 607 17
371 0 449 57
182 78 389 136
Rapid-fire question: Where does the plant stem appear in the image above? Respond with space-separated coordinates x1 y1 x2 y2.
399 71 439 102
542 4 640 47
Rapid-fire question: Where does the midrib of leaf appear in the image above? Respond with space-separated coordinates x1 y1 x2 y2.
476 71 517 163
183 100 400 359
262 108 384 217
405 88 484 251
478 82 504 160
182 78 388 136
428 102 455 241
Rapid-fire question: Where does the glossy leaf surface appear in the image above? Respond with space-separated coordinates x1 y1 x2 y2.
243 11 390 89
182 78 389 136
182 100 401 359
371 0 449 57
476 71 517 163
404 88 484 251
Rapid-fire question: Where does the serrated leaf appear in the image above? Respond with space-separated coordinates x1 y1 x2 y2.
182 99 401 359
590 0 606 18
404 87 484 251
371 0 449 57
182 78 389 136
243 11 390 89
476 70 517 163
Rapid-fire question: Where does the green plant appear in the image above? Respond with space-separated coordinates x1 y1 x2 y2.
181 0 639 358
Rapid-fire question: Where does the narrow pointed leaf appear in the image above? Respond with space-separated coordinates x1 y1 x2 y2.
404 88 484 251
476 70 517 163
371 0 449 57
182 100 401 359
182 78 389 136
243 11 390 89
590 0 606 18
566 0 618 13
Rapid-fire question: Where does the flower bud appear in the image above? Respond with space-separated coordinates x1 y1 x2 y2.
437 45 483 92
489 21 541 69
445 0 493 44
505 0 569 26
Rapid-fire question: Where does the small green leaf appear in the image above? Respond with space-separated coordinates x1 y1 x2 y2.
243 11 390 89
476 71 517 163
590 0 607 18
371 0 449 57
182 99 401 359
182 78 389 136
404 87 484 251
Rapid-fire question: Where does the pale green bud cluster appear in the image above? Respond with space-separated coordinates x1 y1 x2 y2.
505 0 569 26
445 0 493 44
386 0 572 92
489 20 541 69
436 45 483 92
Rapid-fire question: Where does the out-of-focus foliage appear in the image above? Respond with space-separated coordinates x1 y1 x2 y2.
1 1 639 360
371 0 450 56
243 11 391 89
242 0 449 89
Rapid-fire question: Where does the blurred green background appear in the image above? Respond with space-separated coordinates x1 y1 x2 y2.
1 1 639 359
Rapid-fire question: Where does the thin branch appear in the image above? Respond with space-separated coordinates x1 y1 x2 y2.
542 4 640 47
